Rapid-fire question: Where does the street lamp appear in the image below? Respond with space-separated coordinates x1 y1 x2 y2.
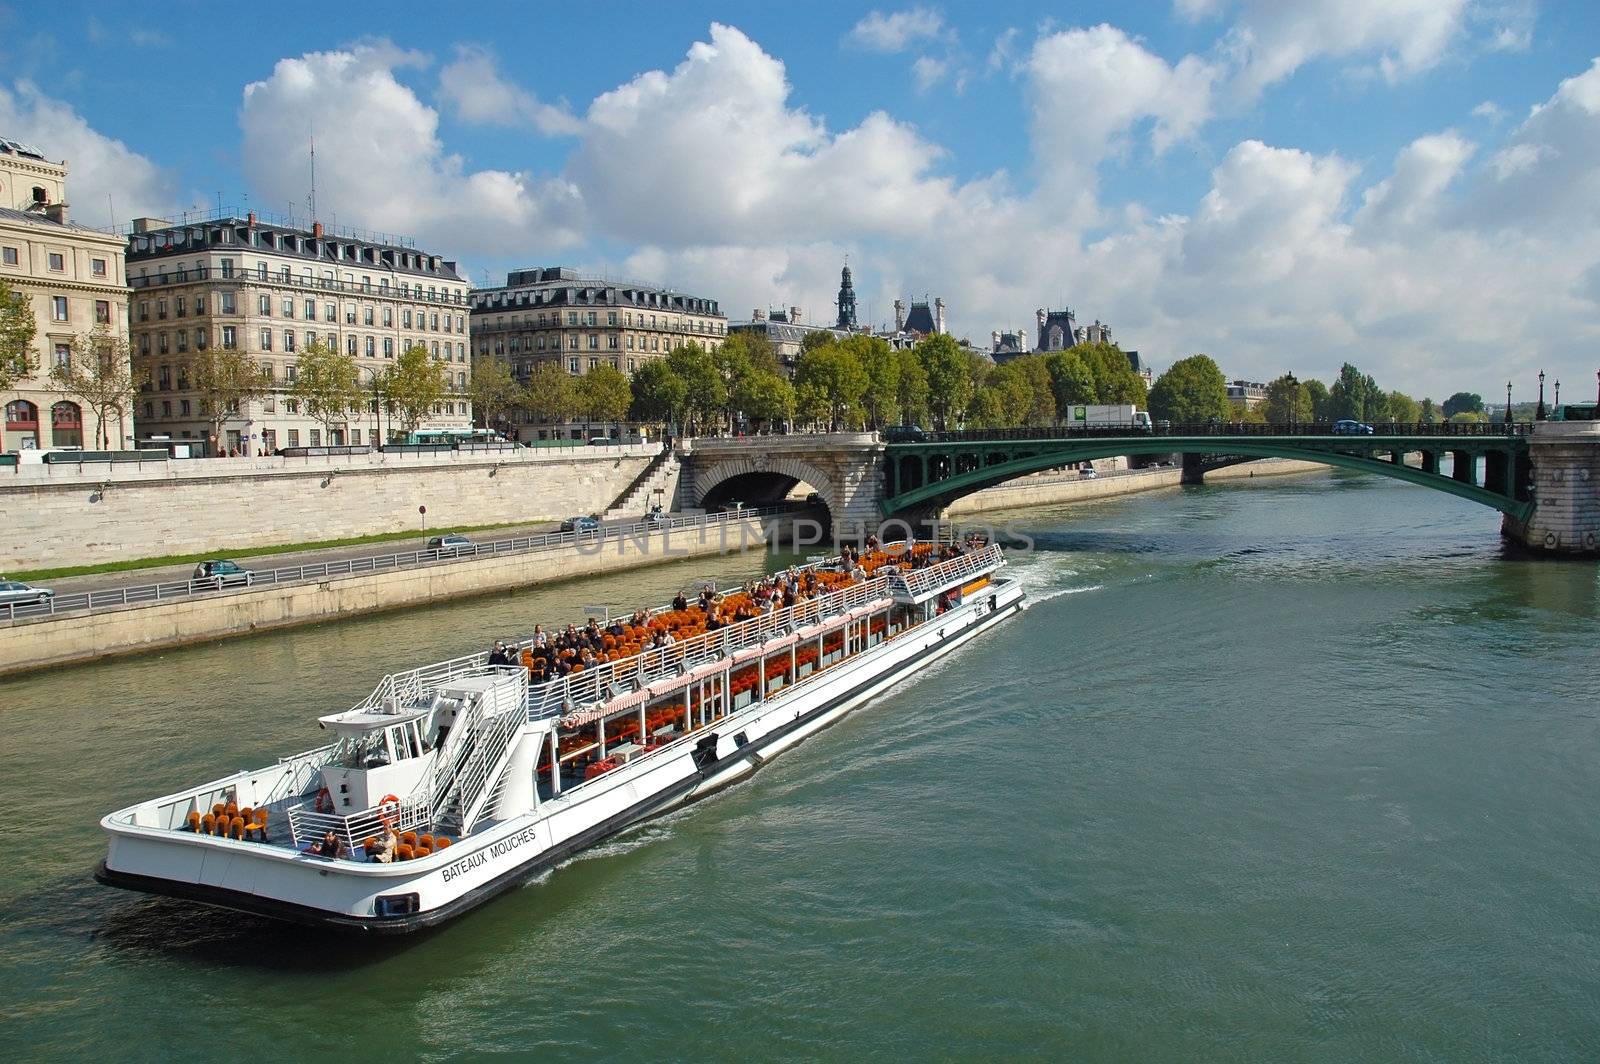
1537 370 1546 421
1554 379 1561 411
1285 370 1298 431
1505 381 1513 426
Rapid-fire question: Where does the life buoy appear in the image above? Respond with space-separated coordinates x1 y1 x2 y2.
376 794 401 825
314 787 333 813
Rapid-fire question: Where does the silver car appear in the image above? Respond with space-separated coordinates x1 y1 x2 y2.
0 579 53 606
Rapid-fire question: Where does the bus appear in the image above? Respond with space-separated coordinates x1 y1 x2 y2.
396 428 509 447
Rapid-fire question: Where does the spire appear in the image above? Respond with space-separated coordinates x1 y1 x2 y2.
835 259 857 330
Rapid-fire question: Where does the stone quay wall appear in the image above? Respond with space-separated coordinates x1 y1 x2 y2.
0 445 657 571
0 517 766 676
1505 421 1600 556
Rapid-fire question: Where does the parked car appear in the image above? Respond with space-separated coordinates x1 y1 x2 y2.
192 559 254 588
643 509 670 527
560 515 601 533
0 579 53 606
587 435 615 446
427 533 475 556
1332 419 1375 435
885 425 927 443
1079 465 1098 478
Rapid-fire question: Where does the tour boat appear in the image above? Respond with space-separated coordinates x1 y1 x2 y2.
96 541 1026 933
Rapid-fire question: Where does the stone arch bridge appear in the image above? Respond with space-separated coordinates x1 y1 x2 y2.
674 422 1600 556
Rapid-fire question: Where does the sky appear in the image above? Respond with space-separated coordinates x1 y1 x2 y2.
1 0 1597 401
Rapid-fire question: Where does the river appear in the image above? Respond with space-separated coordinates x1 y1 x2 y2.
3 469 1597 1062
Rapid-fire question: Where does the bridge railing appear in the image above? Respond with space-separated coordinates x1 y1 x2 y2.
892 422 1531 444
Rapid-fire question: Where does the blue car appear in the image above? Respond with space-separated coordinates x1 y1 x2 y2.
560 515 600 533
1332 419 1374 435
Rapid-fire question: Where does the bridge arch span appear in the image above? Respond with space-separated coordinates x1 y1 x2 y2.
884 438 1533 521
692 455 842 524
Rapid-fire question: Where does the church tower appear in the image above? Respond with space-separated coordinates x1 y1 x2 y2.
835 262 857 330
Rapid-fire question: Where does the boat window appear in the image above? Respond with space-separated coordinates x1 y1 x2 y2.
332 730 391 769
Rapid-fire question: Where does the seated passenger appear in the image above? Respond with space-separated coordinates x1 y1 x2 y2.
487 641 511 666
372 826 398 863
313 830 345 859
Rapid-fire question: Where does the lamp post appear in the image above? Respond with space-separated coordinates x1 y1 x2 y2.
1285 370 1298 431
1505 381 1513 426
1554 379 1561 411
1537 370 1546 420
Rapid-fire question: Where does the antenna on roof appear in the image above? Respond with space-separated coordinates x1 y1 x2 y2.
308 128 317 223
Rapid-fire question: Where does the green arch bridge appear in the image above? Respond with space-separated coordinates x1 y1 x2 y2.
881 423 1535 522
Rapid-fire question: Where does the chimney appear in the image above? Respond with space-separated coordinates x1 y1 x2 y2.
753 308 765 320
991 330 1001 350
312 221 324 238
790 306 802 324
44 202 68 225
893 299 906 331
934 297 946 335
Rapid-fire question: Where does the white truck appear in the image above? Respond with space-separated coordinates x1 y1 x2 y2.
1065 404 1152 430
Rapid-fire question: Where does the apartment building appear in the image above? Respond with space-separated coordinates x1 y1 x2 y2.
0 138 133 451
125 212 471 453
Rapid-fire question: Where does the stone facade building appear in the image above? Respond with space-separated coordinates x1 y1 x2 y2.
125 213 471 454
1 138 133 451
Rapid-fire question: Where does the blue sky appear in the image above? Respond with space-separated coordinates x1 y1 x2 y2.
2 1 1598 400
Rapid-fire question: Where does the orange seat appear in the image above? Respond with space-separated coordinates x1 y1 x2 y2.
401 831 418 848
413 846 431 859
239 806 254 823
362 836 378 853
186 811 201 832
229 816 246 839
225 802 239 818
396 844 414 861
418 834 435 851
435 837 451 849
212 803 226 819
201 813 217 834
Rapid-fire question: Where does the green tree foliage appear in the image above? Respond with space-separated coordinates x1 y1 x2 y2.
1419 397 1438 424
893 347 929 427
48 324 144 448
1072 341 1146 404
189 346 272 447
845 335 899 429
1 279 38 391
1011 355 1056 425
291 338 363 438
1263 374 1313 425
1329 363 1376 422
468 356 522 432
384 344 447 435
967 388 1008 429
737 371 795 430
629 359 687 427
1147 354 1230 424
1448 410 1488 424
915 333 971 430
1384 390 1420 424
1231 400 1268 425
799 330 836 356
793 341 868 430
794 380 831 431
576 365 632 426
1045 351 1095 414
1304 378 1332 421
972 362 1034 427
523 361 577 425
1442 391 1485 417
665 344 725 432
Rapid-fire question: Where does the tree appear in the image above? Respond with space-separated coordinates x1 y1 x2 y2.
1304 378 1332 421
799 330 836 356
47 324 144 449
629 359 687 428
1 279 37 392
1384 390 1420 425
738 371 794 431
915 333 971 430
1231 400 1268 425
974 364 1034 427
1263 373 1312 425
576 365 632 427
1329 362 1373 422
967 388 1008 429
1419 397 1438 424
524 361 577 426
1442 391 1485 417
794 380 831 431
1010 355 1056 425
1147 354 1230 424
665 344 725 434
1045 351 1095 415
189 346 272 451
793 341 868 430
849 335 899 429
1072 341 1146 404
290 338 362 440
893 347 928 427
468 356 522 434
384 343 447 436
1448 410 1488 424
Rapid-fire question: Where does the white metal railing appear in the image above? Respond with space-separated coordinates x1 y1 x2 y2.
892 544 1005 601
426 669 528 832
287 793 431 852
0 505 789 625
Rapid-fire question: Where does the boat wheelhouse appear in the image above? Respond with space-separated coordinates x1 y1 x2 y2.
97 541 1026 932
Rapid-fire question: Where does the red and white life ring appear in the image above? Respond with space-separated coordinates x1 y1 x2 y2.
314 787 333 813
376 794 401 826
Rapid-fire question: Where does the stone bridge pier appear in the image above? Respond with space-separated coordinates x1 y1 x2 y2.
1505 420 1600 556
676 433 884 540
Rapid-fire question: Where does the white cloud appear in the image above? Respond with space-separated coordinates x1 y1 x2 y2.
238 42 584 259
845 8 947 53
1471 99 1505 122
911 55 949 92
438 45 580 135
986 27 1020 73
1355 131 1475 229
0 80 173 227
568 24 961 246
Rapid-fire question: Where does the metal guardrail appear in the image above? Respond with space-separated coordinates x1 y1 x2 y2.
891 544 1004 601
0 506 790 625
893 421 1533 444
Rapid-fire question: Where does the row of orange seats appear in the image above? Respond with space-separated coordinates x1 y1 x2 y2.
362 831 452 861
186 804 270 841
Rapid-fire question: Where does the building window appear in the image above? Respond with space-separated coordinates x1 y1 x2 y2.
403 309 412 328
287 429 300 447
430 341 439 357
53 343 71 369
158 333 170 355
626 335 634 350
196 328 207 350
157 298 167 320
1 246 16 266
260 329 273 351
588 357 599 371
286 366 297 384
324 303 336 322
220 293 236 314
383 337 393 358
285 330 296 352
91 257 107 277
283 298 295 318
567 312 577 326
47 252 64 271
627 359 635 372
429 313 439 331
194 296 205 314
220 259 234 279
158 365 171 390
221 326 237 349
363 307 374 326
347 335 357 355
607 335 618 350
161 400 171 416
260 362 273 381
95 300 111 324
364 336 375 357
587 334 599 350
568 335 578 350
382 307 392 327
51 296 68 322
258 294 271 315
180 399 191 416
138 334 150 356
309 428 321 447
568 357 579 374
175 296 186 317
176 330 188 353
305 299 316 319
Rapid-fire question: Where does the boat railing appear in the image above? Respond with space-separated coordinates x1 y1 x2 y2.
428 668 529 833
287 793 432 852
534 573 900 722
891 544 1005 602
262 743 340 807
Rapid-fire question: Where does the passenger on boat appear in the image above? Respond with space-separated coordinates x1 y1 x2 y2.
487 641 512 667
371 825 398 863
671 590 689 611
532 624 548 648
699 585 716 611
313 830 345 859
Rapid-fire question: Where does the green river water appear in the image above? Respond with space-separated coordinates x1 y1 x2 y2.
2 469 1597 1062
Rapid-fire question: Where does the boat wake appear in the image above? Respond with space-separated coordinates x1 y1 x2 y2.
1029 584 1103 604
